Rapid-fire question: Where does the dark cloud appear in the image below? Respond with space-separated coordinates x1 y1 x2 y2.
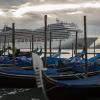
0 0 99 37
0 0 97 9
0 0 28 9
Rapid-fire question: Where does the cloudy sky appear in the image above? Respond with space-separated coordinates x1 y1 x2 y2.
0 0 100 36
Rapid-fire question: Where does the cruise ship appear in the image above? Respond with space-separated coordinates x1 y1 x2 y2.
0 21 97 49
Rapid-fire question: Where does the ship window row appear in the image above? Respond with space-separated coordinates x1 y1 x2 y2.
7 38 66 42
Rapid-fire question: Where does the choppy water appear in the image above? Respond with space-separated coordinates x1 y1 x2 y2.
0 88 46 100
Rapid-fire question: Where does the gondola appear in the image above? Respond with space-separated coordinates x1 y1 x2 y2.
0 67 36 88
42 71 100 100
42 55 100 100
32 53 100 100
0 59 66 88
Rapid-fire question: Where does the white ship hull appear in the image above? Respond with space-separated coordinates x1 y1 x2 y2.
3 37 97 49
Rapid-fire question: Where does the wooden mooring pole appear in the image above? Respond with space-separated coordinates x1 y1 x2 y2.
32 35 34 52
12 23 16 65
44 15 47 68
59 40 61 58
72 43 74 58
84 16 88 76
3 35 6 56
30 40 31 52
94 40 95 57
49 31 52 57
75 31 78 55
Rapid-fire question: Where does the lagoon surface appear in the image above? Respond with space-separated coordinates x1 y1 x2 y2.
0 88 46 100
0 88 100 100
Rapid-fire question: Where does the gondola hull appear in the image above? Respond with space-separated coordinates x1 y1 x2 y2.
42 72 100 100
0 70 37 88
0 73 36 88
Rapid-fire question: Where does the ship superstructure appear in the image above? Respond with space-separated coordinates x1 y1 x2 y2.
0 21 97 49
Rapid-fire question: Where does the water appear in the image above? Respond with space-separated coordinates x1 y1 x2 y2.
38 48 100 58
0 88 100 100
0 88 46 100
